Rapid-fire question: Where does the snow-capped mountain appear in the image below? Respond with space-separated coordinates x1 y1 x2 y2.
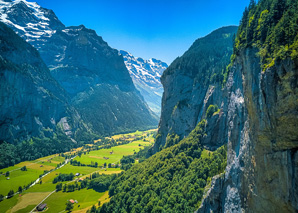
0 0 64 49
120 50 168 115
0 0 158 136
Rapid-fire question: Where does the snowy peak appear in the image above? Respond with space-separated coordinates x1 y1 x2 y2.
120 50 168 115
120 50 168 88
0 0 64 46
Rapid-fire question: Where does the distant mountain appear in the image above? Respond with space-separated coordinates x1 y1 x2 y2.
120 50 168 115
0 0 158 136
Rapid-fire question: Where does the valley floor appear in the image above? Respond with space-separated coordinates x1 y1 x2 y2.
0 129 156 213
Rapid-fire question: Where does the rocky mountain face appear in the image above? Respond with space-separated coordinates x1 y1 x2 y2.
0 0 157 136
0 22 85 143
197 48 298 213
120 50 168 115
154 26 238 152
157 0 298 212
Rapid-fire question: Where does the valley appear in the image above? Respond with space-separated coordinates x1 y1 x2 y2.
0 0 297 212
0 129 156 213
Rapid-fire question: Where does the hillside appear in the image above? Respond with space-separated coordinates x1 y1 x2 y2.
101 120 227 212
120 50 168 115
0 0 158 137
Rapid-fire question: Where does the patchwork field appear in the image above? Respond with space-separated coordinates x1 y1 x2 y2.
0 154 65 196
0 129 156 213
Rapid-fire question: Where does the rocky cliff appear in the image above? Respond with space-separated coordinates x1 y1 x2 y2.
0 22 85 143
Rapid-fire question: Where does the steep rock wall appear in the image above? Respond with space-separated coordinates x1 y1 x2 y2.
198 48 298 212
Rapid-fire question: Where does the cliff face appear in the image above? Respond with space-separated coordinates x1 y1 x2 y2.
0 22 83 143
155 26 238 152
197 48 298 212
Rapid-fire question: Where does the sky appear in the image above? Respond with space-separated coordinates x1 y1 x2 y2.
28 0 250 64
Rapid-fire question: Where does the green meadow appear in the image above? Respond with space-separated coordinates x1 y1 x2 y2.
0 129 156 213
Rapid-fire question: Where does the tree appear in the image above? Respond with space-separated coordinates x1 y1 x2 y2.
56 183 62 192
63 184 67 192
206 105 219 118
90 205 96 213
98 200 101 207
108 163 112 168
18 186 22 193
0 194 4 202
65 201 74 212
5 171 9 177
103 162 107 168
7 190 14 198
21 166 27 171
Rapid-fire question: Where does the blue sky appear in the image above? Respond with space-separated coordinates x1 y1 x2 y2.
28 0 250 64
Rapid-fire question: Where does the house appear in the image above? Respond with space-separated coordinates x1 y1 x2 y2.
78 178 84 182
37 203 47 211
75 200 78 203
103 157 109 160
69 199 75 204
6 177 10 180
75 173 80 176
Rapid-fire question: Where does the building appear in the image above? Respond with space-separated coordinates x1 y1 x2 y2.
37 203 47 211
75 173 80 176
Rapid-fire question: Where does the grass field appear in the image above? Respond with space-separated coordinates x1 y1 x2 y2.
0 129 157 212
10 192 51 212
0 154 66 196
77 139 152 167
0 168 43 196
45 188 105 213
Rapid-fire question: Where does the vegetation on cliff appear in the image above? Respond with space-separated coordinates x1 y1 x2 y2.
232 0 298 69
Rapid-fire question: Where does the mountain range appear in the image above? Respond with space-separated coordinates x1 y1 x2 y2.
0 0 158 145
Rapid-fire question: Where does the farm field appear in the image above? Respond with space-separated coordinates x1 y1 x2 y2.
76 140 151 166
0 154 65 196
0 129 157 213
